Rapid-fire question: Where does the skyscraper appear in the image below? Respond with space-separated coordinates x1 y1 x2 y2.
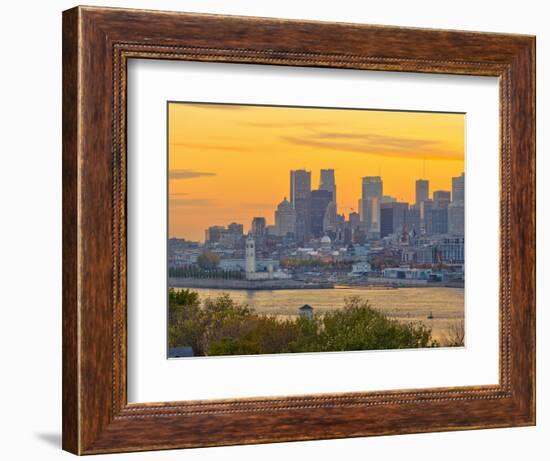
415 179 429 205
405 207 421 234
426 208 449 234
380 203 393 238
251 217 266 237
433 190 451 209
290 170 311 244
274 197 296 237
448 202 465 235
227 222 243 235
319 169 337 230
420 198 433 232
380 202 408 237
362 176 383 199
452 172 465 203
220 222 244 246
205 225 225 244
359 197 381 231
449 173 465 236
310 190 333 238
360 176 383 234
319 169 337 209
392 202 408 236
322 200 338 234
348 212 360 242
381 195 397 204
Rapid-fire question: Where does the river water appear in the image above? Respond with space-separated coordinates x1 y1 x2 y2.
176 286 464 343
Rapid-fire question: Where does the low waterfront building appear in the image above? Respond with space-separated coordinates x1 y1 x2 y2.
437 236 465 263
348 243 369 260
401 248 416 264
382 267 432 280
415 245 436 264
348 262 372 277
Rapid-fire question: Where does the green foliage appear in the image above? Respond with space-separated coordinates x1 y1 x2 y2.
168 289 204 353
196 251 221 270
280 257 351 271
169 266 243 280
317 296 434 351
369 254 401 270
168 290 436 357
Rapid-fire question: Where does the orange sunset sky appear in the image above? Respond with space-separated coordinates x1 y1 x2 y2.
168 102 464 241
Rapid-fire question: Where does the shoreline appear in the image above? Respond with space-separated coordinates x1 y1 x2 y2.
169 284 464 344
169 277 464 290
168 277 334 290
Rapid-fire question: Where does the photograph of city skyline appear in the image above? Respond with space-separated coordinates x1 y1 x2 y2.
167 102 465 358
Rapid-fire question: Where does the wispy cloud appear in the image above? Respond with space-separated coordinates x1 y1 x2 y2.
240 202 276 210
170 198 213 208
169 169 216 180
169 192 189 197
282 131 460 160
240 121 333 129
171 142 247 153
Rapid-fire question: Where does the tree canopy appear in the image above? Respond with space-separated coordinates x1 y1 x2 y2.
196 251 221 270
168 290 436 357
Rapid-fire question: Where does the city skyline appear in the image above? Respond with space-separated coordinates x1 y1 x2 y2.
171 167 464 242
190 168 464 243
169 102 464 240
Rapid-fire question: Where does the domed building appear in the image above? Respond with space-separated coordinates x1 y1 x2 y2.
274 197 296 237
320 234 332 252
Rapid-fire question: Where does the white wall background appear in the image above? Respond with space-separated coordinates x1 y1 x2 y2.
0 1 546 459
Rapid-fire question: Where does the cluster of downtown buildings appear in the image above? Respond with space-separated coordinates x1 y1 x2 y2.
169 169 465 285
275 169 465 244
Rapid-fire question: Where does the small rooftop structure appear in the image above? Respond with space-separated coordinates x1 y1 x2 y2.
299 304 314 319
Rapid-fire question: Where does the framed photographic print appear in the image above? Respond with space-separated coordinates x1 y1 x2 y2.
62 6 535 455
